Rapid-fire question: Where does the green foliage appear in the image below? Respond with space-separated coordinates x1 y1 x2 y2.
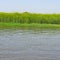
0 12 60 24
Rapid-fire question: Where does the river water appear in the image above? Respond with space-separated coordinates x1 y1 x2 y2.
0 29 60 60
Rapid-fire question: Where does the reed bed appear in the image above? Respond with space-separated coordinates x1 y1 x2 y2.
0 12 60 29
0 12 60 24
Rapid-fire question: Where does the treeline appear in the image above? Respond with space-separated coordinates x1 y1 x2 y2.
0 12 60 24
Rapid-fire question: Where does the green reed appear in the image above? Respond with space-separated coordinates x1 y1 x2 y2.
0 12 60 24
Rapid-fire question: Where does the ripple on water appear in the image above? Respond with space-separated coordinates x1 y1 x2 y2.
0 29 60 60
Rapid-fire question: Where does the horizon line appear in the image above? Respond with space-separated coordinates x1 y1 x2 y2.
0 11 60 14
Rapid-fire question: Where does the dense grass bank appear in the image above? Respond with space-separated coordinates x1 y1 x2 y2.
0 22 60 29
0 12 60 29
0 12 60 24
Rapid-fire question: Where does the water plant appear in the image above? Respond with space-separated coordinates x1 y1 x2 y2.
0 12 60 24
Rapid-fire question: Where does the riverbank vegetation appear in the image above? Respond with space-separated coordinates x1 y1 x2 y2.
0 12 60 24
0 12 60 29
0 23 60 29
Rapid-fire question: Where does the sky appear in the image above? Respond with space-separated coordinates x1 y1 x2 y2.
0 0 60 13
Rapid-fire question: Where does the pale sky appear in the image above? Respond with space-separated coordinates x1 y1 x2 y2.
0 0 60 13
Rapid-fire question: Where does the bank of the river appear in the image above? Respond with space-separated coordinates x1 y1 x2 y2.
0 22 60 29
0 12 60 24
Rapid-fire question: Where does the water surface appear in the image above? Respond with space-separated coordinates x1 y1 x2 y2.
0 29 60 60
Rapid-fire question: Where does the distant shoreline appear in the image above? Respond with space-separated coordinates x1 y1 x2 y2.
0 12 60 24
0 12 60 29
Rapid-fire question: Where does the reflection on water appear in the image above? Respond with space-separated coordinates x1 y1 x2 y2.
0 29 60 60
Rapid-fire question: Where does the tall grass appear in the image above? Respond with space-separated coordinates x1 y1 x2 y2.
0 12 60 24
0 22 60 29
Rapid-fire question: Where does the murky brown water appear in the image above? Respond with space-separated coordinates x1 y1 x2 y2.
0 29 60 60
